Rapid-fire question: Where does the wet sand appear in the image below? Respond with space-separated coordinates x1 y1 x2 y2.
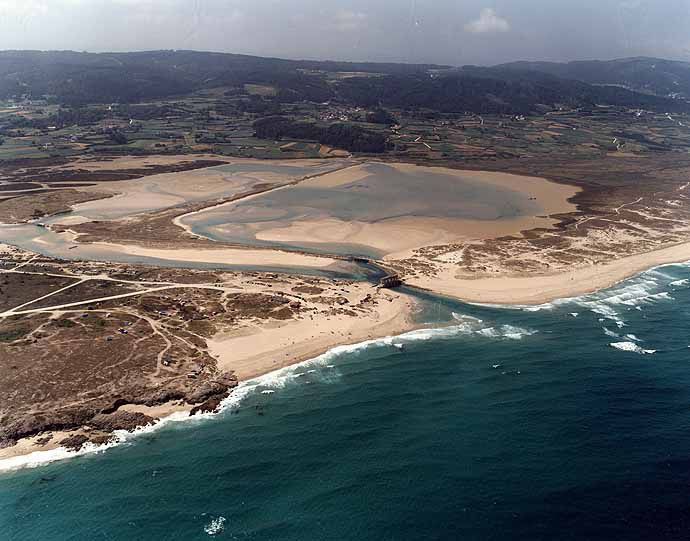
181 162 580 257
257 214 566 260
97 243 338 268
65 158 351 222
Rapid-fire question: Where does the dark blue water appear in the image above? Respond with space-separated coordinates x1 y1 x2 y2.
3 264 690 540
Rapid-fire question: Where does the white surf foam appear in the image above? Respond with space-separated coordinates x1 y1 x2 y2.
501 325 537 340
603 327 620 338
451 312 483 323
0 316 534 472
610 341 656 355
487 266 686 328
204 516 226 536
0 411 194 472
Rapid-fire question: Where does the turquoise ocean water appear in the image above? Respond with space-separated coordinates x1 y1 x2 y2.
3 263 690 540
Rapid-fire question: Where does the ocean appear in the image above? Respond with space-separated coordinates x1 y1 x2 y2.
3 263 690 540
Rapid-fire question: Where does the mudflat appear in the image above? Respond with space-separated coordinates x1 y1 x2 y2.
179 162 579 257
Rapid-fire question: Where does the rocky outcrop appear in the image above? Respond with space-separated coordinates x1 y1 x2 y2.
89 411 156 432
189 374 239 416
190 395 225 416
1 408 96 448
187 379 236 404
1 374 239 450
59 434 90 451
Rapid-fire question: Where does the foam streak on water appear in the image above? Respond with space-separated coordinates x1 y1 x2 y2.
0 313 537 472
609 341 656 355
5 262 690 540
2 263 687 473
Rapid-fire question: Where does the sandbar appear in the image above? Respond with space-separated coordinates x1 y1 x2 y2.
96 242 338 268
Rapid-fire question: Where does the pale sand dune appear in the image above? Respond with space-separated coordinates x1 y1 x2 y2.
64 154 336 173
208 289 416 380
409 241 690 305
61 153 227 172
70 168 277 218
97 243 337 268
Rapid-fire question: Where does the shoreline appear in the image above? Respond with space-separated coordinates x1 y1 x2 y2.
172 161 581 259
171 160 362 239
0 288 419 471
4 243 690 471
407 240 690 305
3 158 689 470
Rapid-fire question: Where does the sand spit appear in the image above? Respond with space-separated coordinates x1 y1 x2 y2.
409 241 690 305
97 243 337 268
257 214 567 260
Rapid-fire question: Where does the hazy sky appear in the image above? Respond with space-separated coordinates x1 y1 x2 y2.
1 0 689 66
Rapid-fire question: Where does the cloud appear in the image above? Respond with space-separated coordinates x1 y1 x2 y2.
465 8 510 34
333 9 368 32
0 0 49 17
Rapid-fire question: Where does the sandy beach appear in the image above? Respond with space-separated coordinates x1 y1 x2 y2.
0 287 418 464
208 288 416 379
408 241 690 305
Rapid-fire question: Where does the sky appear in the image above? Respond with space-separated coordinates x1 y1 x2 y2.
0 0 689 66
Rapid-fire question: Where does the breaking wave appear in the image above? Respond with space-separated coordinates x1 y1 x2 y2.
603 327 620 338
530 269 679 329
610 342 656 355
0 410 194 472
204 516 226 536
0 313 537 473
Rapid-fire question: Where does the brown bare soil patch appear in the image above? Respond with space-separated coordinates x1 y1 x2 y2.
0 189 111 223
0 310 235 447
0 273 78 312
24 279 141 310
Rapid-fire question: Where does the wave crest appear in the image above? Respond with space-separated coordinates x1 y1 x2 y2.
610 341 656 355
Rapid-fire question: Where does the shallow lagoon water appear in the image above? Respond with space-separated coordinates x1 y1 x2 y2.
0 223 374 280
60 160 346 222
182 162 544 256
3 263 690 540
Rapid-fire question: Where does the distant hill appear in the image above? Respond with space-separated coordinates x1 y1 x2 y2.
0 50 442 105
337 65 689 114
496 57 690 100
0 50 688 114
